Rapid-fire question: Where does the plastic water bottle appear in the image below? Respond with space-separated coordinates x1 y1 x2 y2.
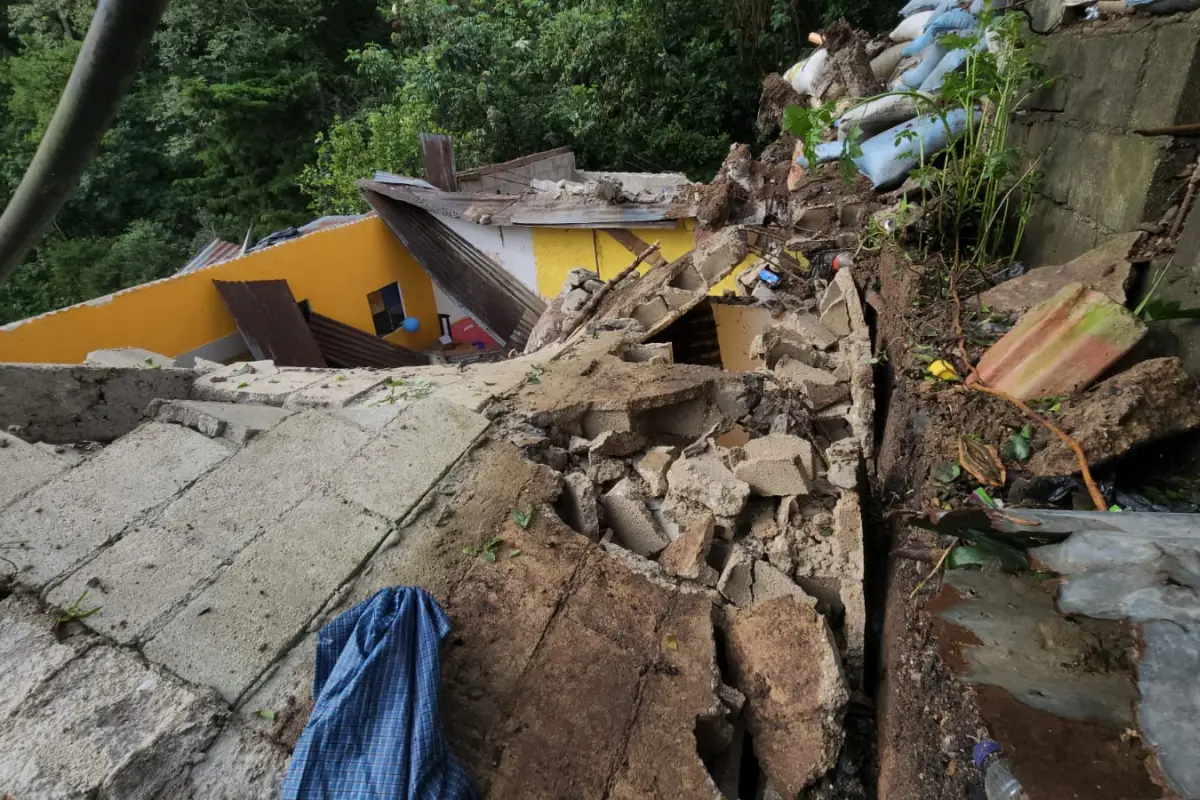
974 740 1026 800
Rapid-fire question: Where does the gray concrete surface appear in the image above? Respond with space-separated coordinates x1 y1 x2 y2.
192 363 328 405
153 399 293 444
1 423 232 589
0 594 92 718
143 493 391 703
332 397 490 520
0 363 195 443
0 429 69 508
0 643 222 799
184 720 290 800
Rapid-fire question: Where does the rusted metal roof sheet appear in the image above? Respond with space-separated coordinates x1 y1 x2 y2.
363 189 546 351
213 279 327 367
970 283 1146 400
306 311 427 368
177 239 242 275
358 178 694 228
419 133 458 192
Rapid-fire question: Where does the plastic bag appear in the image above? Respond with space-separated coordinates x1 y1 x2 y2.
870 43 908 80
786 48 829 96
853 107 974 189
901 8 978 56
889 10 936 42
837 94 919 136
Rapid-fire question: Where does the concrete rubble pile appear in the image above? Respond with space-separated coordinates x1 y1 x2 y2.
0 228 876 798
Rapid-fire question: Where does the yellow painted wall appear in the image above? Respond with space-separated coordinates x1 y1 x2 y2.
0 216 440 365
530 228 599 297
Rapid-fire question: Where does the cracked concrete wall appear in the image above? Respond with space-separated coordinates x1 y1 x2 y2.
0 364 195 443
1013 12 1200 267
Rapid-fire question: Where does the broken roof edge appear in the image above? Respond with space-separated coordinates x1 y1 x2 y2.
357 178 698 228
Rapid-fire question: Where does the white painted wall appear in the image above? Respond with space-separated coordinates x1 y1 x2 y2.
435 215 540 295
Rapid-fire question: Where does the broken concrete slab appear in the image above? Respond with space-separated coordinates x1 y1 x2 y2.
660 514 716 580
727 595 849 796
143 492 391 703
694 226 750 284
777 311 840 350
331 397 490 520
971 283 1147 401
753 560 817 606
718 546 755 606
561 472 601 539
750 325 825 369
667 453 751 518
0 429 70 509
773 356 848 411
589 428 647 458
1026 358 1200 476
732 434 817 496
0 593 93 718
0 363 194 443
193 362 327 406
282 370 388 410
152 399 293 445
0 644 222 799
185 720 289 800
834 267 867 332
819 293 852 337
634 445 677 496
85 347 175 369
587 456 628 485
602 478 669 557
2 422 232 589
980 231 1141 315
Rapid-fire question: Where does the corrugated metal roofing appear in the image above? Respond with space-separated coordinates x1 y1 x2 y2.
363 189 545 351
306 311 427 368
213 279 327 367
177 239 242 275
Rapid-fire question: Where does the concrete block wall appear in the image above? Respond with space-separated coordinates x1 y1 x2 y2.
1013 12 1200 267
458 151 579 194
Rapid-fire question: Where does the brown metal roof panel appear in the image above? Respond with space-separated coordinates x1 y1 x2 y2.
306 311 427 368
213 279 327 368
362 190 546 351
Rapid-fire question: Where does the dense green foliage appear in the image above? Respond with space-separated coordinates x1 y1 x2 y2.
0 0 896 324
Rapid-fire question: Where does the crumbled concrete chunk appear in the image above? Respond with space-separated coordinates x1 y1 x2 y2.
562 472 601 539
601 478 669 557
773 357 848 411
562 288 592 315
727 596 849 796
667 453 751 518
753 560 815 606
587 457 627 486
152 399 292 445
777 495 799 531
634 446 678 496
718 546 755 606
589 429 647 458
732 434 816 497
826 439 861 491
660 514 715 580
568 435 591 455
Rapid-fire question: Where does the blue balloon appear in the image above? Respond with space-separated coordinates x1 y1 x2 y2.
401 317 420 333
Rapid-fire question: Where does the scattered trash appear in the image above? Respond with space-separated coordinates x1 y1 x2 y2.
928 359 959 381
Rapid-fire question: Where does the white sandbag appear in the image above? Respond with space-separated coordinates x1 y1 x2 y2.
784 59 806 86
837 94 919 136
789 48 829 96
870 43 908 80
854 108 973 189
889 10 935 42
898 0 941 15
792 139 853 169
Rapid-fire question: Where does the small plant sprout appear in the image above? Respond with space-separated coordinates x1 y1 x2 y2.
59 591 101 624
511 506 533 529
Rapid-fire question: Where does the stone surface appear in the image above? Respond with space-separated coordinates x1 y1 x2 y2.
660 514 715 580
1 423 231 589
0 429 69 509
667 453 750 518
562 287 591 315
0 645 221 799
733 434 816 497
185 720 290 800
144 492 390 703
753 560 816 606
727 596 849 796
0 364 194 443
587 456 628 485
602 478 669 557
1027 358 1200 476
561 471 601 539
331 397 490 520
982 232 1140 314
589 429 647 458
0 593 92 718
634 445 677 496
153 399 293 445
1139 621 1200 800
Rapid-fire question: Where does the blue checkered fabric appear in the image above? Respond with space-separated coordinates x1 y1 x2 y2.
281 587 478 800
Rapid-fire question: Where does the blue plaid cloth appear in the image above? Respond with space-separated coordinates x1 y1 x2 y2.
281 587 478 800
